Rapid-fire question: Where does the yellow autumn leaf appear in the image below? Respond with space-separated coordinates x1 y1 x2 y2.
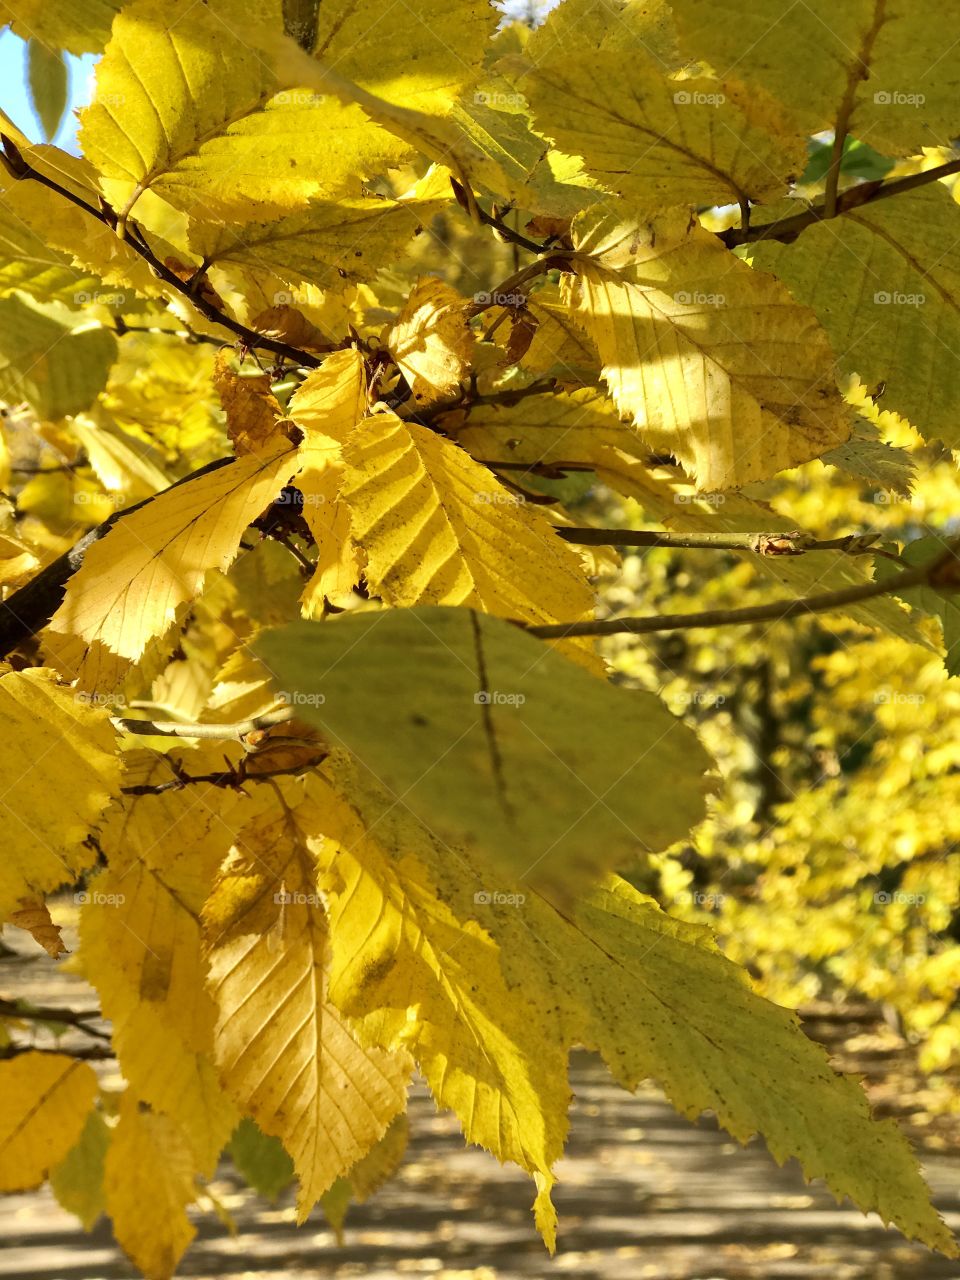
311 770 566 1248
0 195 102 306
203 801 411 1220
80 0 407 224
0 1052 97 1191
339 408 595 628
386 277 475 406
190 197 442 295
0 141 183 304
565 209 849 489
0 668 120 921
104 1095 198 1280
287 348 368 613
311 0 496 114
0 0 121 54
44 444 297 689
512 49 806 211
521 289 599 384
671 0 960 157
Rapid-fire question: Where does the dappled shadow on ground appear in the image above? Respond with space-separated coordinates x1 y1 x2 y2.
3 1057 959 1280
2 939 959 1279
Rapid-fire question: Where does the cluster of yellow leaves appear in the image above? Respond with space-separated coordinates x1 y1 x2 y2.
4 0 960 1273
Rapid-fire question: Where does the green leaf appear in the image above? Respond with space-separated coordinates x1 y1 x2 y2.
878 537 960 675
50 1109 110 1231
800 137 895 186
227 1118 295 1202
27 40 68 142
254 608 713 898
671 0 960 157
0 294 116 420
752 184 960 452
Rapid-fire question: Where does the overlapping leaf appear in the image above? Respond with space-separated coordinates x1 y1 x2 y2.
311 770 565 1247
0 0 121 53
386 278 475 406
255 608 713 899
0 669 120 921
339 409 595 625
44 444 297 689
752 184 960 451
0 1053 97 1191
103 1095 198 1279
80 0 407 223
286 348 368 612
671 0 960 156
565 209 850 489
311 0 497 114
203 801 411 1219
190 197 442 295
0 295 116 420
513 49 806 211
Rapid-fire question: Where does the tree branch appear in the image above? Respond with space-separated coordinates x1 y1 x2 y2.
0 997 110 1041
450 177 551 254
524 539 960 640
0 135 327 367
0 457 235 658
720 157 960 248
556 528 883 555
112 708 295 740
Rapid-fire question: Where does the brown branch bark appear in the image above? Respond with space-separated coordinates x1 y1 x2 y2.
720 157 960 248
557 528 882 555
524 539 960 640
0 135 328 367
0 457 235 658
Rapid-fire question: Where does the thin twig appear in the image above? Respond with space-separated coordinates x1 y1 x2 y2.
524 538 960 640
451 177 550 254
556 528 882 555
112 708 295 740
0 135 327 367
720 157 960 248
0 997 110 1041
